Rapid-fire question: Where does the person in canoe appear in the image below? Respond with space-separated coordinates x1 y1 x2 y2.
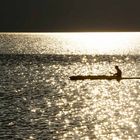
113 65 122 81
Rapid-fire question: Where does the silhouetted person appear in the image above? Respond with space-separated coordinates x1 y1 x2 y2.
113 66 122 81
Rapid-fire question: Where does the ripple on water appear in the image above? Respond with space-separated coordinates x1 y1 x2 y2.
0 55 139 139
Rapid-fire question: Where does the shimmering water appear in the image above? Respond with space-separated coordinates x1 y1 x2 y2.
0 33 140 140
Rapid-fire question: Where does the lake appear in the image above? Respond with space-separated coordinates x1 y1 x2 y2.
0 33 140 140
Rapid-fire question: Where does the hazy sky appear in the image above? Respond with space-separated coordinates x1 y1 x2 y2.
1 0 140 32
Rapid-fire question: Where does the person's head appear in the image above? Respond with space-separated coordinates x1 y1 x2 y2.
115 65 119 69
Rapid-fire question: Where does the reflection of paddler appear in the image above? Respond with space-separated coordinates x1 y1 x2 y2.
113 66 122 81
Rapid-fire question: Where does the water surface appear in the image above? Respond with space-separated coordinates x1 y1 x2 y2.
0 33 140 140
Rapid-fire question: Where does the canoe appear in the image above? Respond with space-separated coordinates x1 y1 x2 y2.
69 75 140 81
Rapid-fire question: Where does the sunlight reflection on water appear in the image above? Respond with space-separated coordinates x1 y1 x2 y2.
0 54 139 139
0 33 140 139
0 32 140 55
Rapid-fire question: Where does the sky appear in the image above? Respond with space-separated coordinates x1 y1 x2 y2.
1 0 140 32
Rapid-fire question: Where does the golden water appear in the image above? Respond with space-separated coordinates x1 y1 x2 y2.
0 33 139 139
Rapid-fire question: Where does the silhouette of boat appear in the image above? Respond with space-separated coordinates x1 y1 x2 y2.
69 75 140 81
